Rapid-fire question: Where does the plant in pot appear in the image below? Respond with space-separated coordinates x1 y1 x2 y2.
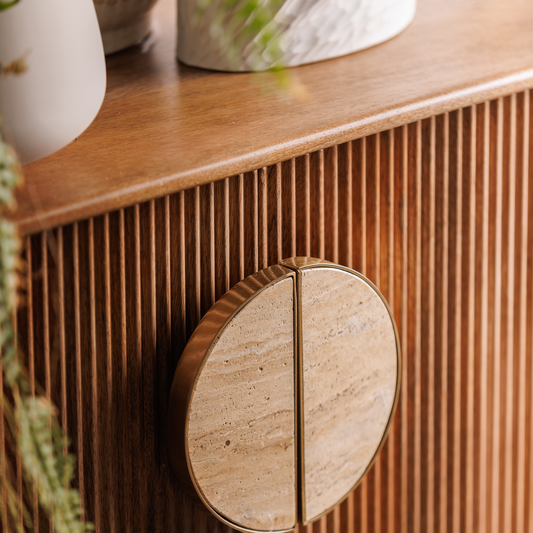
93 0 416 71
179 0 417 71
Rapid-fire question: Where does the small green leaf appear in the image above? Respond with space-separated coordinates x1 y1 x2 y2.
0 0 19 11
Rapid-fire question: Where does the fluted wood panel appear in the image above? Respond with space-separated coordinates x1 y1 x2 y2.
10 90 533 533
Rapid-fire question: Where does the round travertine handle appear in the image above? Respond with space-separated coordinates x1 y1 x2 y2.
168 258 400 533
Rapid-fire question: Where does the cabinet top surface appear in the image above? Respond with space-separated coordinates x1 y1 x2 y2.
13 0 533 234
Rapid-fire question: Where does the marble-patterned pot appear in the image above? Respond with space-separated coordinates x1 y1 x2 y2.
94 0 159 55
178 0 417 71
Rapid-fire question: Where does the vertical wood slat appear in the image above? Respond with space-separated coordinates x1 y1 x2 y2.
465 105 476 533
524 91 533 533
515 90 529 533
134 204 144 532
88 218 100 532
386 130 395 533
7 90 533 533
452 108 463 533
427 116 436 533
119 208 131 531
305 155 311 258
491 97 504 533
400 123 409 533
103 214 115 532
414 118 422 533
40 228 51 532
24 236 39 531
478 101 490 533
503 94 517 533
73 222 85 523
440 112 450 533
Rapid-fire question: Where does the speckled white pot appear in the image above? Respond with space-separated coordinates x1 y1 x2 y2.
94 0 159 55
178 0 417 71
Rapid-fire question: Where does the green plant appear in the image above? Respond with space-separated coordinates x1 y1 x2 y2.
0 1 18 12
0 3 92 528
198 0 285 70
197 0 305 93
0 133 93 533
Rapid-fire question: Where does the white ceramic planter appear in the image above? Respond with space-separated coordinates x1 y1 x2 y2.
94 0 159 55
0 0 106 165
178 0 417 72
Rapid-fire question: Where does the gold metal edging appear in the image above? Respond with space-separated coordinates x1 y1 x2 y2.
291 267 302 529
280 258 402 526
280 261 306 527
183 269 299 533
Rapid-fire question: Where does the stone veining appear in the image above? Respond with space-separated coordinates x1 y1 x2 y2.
300 267 397 523
188 277 296 532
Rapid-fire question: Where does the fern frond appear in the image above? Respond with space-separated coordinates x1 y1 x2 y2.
0 131 92 532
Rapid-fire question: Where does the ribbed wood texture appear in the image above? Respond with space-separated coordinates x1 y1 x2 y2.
11 90 533 533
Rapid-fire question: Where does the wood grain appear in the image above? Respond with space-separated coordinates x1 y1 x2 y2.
7 90 533 533
13 0 533 234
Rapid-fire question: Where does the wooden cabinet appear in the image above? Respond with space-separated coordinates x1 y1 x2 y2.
11 0 533 531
